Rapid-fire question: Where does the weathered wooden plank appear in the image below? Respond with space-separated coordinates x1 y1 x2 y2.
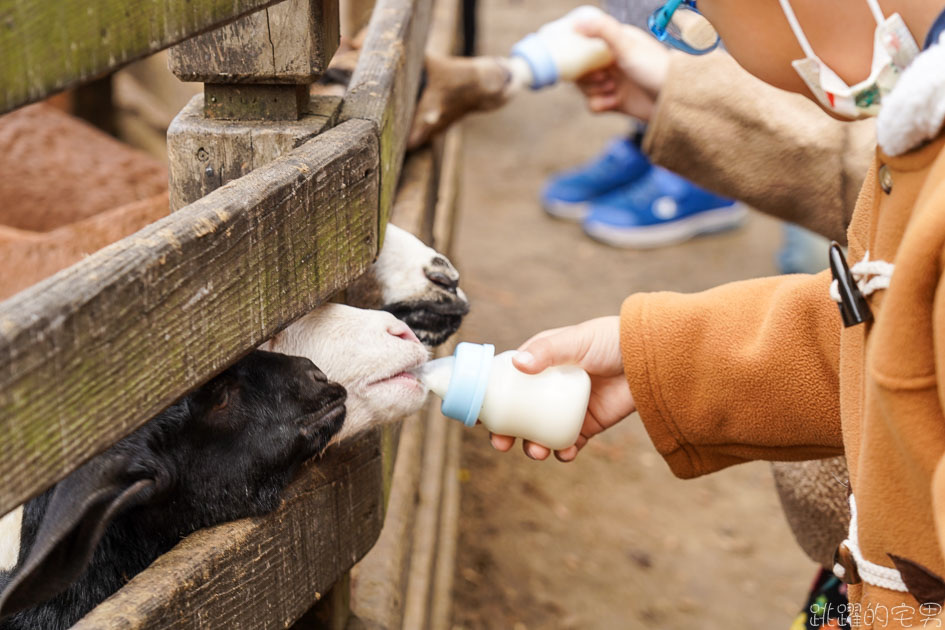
401 370 451 630
429 420 461 630
426 125 464 630
341 0 375 39
167 93 343 210
292 568 352 630
0 0 286 113
348 411 425 630
73 429 384 630
204 83 310 120
426 0 463 59
432 125 463 255
0 119 379 517
339 0 435 238
168 0 340 84
391 147 437 246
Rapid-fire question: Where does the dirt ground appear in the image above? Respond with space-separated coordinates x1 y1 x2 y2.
449 1 819 628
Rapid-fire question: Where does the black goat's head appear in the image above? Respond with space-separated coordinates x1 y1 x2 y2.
0 350 346 620
160 350 346 526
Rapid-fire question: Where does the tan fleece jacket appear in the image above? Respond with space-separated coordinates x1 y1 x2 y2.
643 51 875 244
621 134 945 622
644 49 879 569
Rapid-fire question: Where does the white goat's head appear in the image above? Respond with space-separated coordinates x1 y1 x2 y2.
347 224 469 347
261 304 430 441
261 224 467 441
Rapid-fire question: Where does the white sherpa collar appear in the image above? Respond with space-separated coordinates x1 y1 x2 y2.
877 34 945 156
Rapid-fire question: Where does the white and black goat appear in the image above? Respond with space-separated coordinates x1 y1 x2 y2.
346 223 469 348
262 223 470 441
0 224 468 570
0 223 470 618
0 350 346 630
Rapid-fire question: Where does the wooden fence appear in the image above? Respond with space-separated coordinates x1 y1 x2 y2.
0 0 464 626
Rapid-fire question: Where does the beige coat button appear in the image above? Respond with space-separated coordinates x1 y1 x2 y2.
879 164 893 194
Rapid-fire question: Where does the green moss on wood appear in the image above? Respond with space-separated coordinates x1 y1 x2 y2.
0 120 379 515
0 0 283 112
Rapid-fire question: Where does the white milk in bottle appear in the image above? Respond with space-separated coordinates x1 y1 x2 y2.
507 5 616 90
415 342 591 450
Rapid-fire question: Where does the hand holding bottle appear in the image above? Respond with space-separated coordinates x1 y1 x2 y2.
572 15 671 122
491 316 636 462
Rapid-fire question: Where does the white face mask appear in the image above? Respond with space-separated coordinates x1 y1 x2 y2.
779 0 920 119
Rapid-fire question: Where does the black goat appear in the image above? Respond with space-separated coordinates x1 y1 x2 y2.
0 350 346 630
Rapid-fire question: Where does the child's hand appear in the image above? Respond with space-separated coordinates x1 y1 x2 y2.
573 15 670 122
490 316 636 462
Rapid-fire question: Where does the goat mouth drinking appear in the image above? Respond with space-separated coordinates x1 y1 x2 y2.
367 357 428 391
262 304 433 440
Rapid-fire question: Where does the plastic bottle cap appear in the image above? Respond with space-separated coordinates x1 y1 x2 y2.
441 342 495 427
510 33 559 89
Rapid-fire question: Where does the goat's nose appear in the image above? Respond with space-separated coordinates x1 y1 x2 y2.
388 321 420 344
425 267 459 293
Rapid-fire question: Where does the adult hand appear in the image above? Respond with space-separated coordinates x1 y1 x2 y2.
573 15 670 121
490 316 636 462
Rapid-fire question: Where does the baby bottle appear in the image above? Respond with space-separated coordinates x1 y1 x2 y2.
507 5 615 90
415 342 592 450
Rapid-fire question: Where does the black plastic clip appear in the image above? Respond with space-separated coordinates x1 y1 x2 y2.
829 241 873 327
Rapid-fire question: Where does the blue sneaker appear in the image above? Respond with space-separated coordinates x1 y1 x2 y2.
541 137 651 221
582 167 746 248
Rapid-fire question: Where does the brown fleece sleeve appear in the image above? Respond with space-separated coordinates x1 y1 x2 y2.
620 270 843 479
643 51 875 245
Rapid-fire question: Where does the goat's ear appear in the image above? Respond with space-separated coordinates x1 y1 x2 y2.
0 457 155 619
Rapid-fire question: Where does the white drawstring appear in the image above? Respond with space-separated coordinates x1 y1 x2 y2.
829 251 895 304
834 495 910 592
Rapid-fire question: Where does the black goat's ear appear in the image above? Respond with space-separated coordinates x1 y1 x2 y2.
0 458 155 619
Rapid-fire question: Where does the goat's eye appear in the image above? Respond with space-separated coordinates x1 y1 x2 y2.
211 389 230 412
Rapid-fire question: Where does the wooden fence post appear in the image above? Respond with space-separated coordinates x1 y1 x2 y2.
339 0 434 245
166 0 343 210
341 0 376 38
